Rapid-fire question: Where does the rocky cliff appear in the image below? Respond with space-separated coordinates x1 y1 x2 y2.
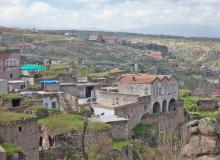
182 118 220 160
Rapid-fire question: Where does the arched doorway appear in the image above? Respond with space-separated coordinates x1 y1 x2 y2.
153 102 161 114
162 100 167 112
168 99 176 111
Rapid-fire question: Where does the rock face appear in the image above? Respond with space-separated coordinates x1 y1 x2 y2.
182 118 220 160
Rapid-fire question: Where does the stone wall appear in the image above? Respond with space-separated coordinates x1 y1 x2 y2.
115 102 146 130
181 118 220 160
0 118 39 160
96 90 139 105
39 126 112 159
0 145 6 160
141 104 185 133
108 120 129 139
60 84 80 97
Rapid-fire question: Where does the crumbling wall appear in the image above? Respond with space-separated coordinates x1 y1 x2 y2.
0 118 39 160
0 145 6 160
108 120 129 139
141 105 185 133
39 127 112 160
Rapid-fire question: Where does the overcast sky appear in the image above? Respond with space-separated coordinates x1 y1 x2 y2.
0 0 220 36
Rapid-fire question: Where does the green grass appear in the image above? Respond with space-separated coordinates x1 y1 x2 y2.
50 64 69 70
0 112 33 124
182 96 199 112
190 111 220 120
133 123 153 135
0 141 22 156
0 94 22 101
112 139 129 150
39 114 111 135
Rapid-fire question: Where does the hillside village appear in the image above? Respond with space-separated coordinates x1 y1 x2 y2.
0 27 220 160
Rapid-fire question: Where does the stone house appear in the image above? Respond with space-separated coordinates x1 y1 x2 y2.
116 74 179 114
0 48 21 80
0 112 39 160
197 99 218 111
92 74 179 129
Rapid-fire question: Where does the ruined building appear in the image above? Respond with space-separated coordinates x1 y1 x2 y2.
0 112 39 160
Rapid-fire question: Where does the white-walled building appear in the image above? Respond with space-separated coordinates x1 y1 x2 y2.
0 79 7 94
8 80 27 92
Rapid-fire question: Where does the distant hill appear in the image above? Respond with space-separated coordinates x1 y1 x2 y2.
126 24 220 38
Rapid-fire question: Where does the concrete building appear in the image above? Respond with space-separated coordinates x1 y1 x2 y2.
0 48 21 80
0 79 7 94
41 80 60 92
60 77 99 105
8 80 27 92
92 74 179 129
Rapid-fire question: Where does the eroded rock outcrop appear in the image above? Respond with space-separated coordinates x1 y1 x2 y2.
182 118 220 160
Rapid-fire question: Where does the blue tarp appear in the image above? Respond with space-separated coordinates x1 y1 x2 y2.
40 80 60 85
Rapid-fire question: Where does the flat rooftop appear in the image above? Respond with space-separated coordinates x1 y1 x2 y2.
20 91 63 95
8 80 26 84
60 82 99 86
92 101 137 110
90 115 128 123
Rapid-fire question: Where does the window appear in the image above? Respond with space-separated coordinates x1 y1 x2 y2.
10 73 13 78
159 88 162 96
6 59 18 67
19 127 22 132
145 88 148 95
52 102 56 109
144 104 148 111
44 103 49 107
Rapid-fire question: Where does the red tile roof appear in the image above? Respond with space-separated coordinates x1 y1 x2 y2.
150 51 162 55
116 74 173 84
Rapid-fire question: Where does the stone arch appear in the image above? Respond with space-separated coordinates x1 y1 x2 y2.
162 100 167 112
168 99 177 111
153 102 161 114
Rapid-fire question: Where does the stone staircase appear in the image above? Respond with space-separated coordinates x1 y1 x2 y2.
58 92 78 113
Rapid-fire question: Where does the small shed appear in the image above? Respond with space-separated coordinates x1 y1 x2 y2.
8 80 27 92
40 80 60 92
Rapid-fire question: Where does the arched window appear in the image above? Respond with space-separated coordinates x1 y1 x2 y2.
153 102 161 114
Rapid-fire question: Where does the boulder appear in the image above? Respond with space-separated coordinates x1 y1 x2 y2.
198 118 216 135
195 155 220 160
186 120 199 128
200 136 218 154
182 135 201 158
